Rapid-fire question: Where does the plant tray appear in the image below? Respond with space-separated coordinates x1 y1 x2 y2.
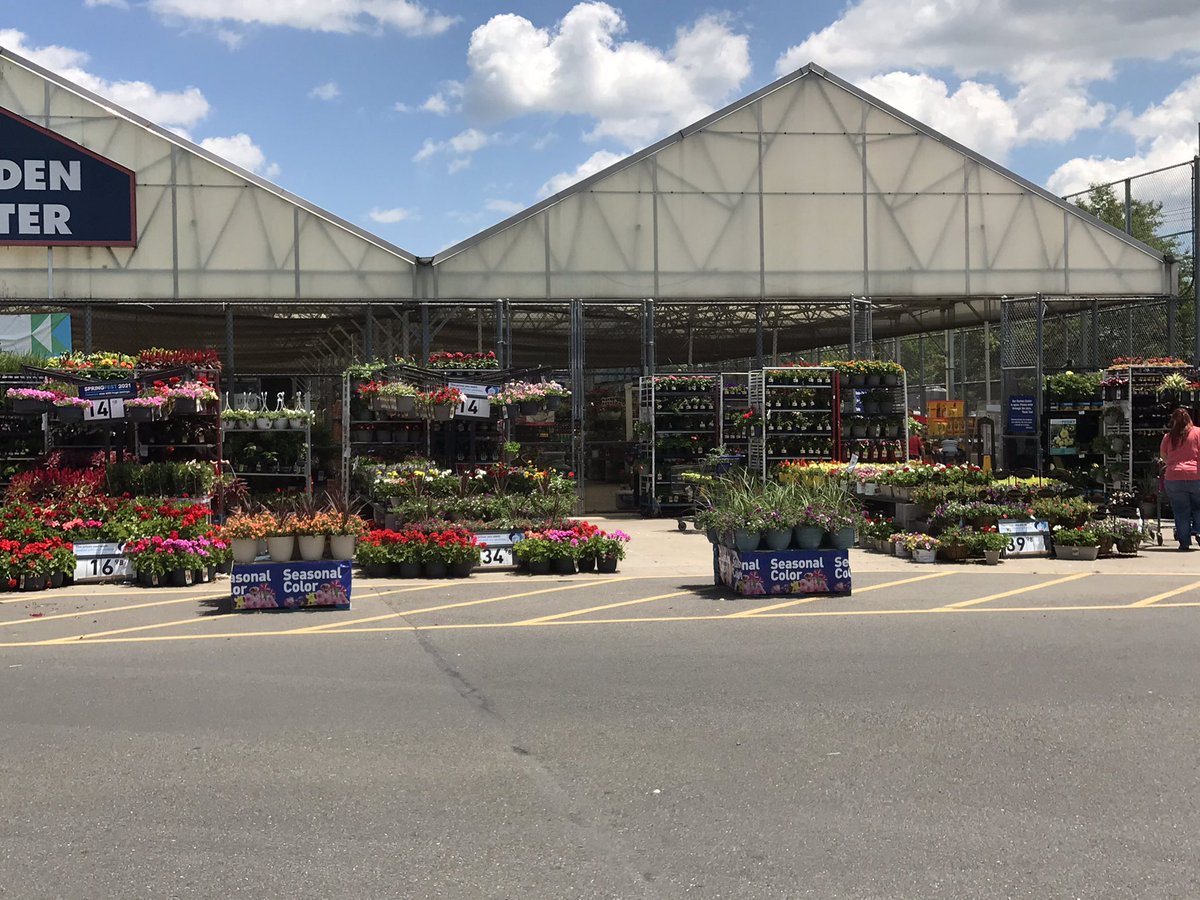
714 545 851 596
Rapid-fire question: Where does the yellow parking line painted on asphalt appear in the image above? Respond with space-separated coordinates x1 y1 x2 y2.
515 591 691 624
289 577 632 633
936 573 1093 610
0 594 221 628
0 587 217 605
1127 578 1200 607
3 597 1200 647
38 614 216 644
727 571 955 617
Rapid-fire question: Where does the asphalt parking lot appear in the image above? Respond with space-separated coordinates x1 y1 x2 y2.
4 542 1200 899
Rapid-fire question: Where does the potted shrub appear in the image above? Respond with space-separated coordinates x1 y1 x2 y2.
591 530 630 573
824 509 857 550
416 386 463 422
355 529 396 578
128 395 168 422
391 530 426 578
1051 525 1100 561
221 511 275 564
971 529 1009 565
432 528 482 578
5 386 60 415
325 492 369 560
292 509 337 561
375 382 417 417
51 395 91 423
513 532 556 575
906 533 941 563
541 381 571 412
1110 520 1144 555
266 513 296 562
937 524 973 562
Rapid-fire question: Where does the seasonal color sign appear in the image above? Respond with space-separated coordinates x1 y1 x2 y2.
716 545 851 596
231 561 352 611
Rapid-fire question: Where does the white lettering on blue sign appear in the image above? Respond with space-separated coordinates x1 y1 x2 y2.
0 202 72 235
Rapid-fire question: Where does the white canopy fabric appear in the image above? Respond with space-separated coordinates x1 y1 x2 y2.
0 47 416 302
431 65 1173 302
0 49 1173 308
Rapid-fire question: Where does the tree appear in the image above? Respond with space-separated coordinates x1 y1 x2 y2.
1073 183 1194 300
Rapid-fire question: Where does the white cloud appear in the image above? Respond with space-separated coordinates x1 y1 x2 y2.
148 0 457 36
774 0 1200 161
393 101 413 113
412 128 498 173
309 81 340 101
369 206 414 224
216 28 245 49
85 0 130 9
1046 74 1200 196
458 3 750 148
199 133 281 179
0 28 210 130
421 92 453 115
486 199 524 215
537 149 624 198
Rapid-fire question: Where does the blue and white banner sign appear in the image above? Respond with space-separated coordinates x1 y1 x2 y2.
0 107 136 246
717 546 851 596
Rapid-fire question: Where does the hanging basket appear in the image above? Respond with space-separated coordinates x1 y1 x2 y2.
10 398 50 415
52 405 86 423
432 404 454 421
126 405 159 422
172 397 198 416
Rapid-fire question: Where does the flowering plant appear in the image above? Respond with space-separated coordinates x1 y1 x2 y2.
1110 357 1189 368
377 381 416 397
356 380 385 398
45 351 137 378
427 351 499 369
53 396 92 409
222 511 277 541
903 533 940 552
290 511 343 537
126 396 167 409
423 528 483 565
587 529 630 560
415 387 463 416
1051 525 1099 546
157 380 218 402
6 387 62 403
124 536 213 576
137 348 221 369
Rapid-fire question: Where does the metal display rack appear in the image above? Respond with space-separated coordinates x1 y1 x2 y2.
749 366 840 476
838 369 910 463
637 373 719 516
1102 364 1200 491
222 394 315 497
719 373 750 465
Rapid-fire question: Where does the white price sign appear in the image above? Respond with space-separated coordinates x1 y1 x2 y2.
82 397 125 421
476 531 524 567
456 395 491 419
73 541 132 582
998 519 1050 557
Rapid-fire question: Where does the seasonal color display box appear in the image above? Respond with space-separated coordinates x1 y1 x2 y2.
715 546 852 596
231 561 352 611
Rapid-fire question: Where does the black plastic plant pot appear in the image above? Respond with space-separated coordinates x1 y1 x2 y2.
173 397 199 416
126 405 158 422
10 398 50 415
52 405 85 423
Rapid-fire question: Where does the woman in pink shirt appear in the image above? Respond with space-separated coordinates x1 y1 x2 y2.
1159 408 1200 551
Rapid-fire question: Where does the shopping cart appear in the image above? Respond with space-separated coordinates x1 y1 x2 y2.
675 454 743 532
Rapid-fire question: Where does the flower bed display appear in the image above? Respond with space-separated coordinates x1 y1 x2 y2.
427 351 499 370
355 526 483 578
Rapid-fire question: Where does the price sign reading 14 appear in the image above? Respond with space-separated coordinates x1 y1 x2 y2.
82 397 125 421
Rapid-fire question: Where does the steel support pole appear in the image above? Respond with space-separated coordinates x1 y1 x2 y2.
919 331 927 412
848 298 856 359
1168 293 1177 359
983 320 992 409
83 304 93 354
570 299 586 514
364 305 375 361
945 329 955 400
420 303 430 364
494 300 505 367
1035 295 1045 476
224 304 235 376
1123 179 1133 234
1193 157 1200 365
644 300 656 376
754 303 764 370
1090 300 1100 368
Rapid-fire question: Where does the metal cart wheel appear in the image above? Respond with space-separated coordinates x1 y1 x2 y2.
677 519 689 532
1156 530 1164 546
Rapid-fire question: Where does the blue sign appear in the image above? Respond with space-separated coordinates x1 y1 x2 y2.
1007 395 1036 434
716 546 851 596
0 107 136 246
231 561 352 611
79 380 138 400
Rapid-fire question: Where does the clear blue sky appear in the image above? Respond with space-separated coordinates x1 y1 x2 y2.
3 1 1198 254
